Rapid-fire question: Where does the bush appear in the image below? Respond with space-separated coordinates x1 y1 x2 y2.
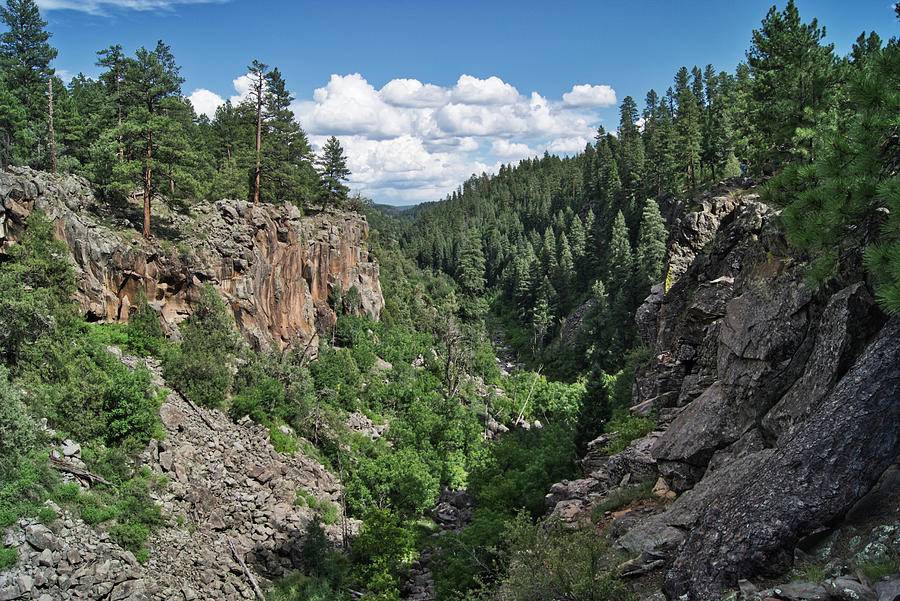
126 290 165 357
164 284 241 407
0 365 38 475
498 513 634 601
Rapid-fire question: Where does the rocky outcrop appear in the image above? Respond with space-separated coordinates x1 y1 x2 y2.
548 182 900 601
663 318 900 599
0 349 356 601
0 167 383 352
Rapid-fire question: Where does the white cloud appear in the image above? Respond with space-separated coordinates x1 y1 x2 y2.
193 71 614 204
380 79 449 108
188 88 224 118
544 136 590 155
491 140 534 159
186 73 255 119
36 0 228 14
229 73 254 104
451 74 520 105
562 83 617 107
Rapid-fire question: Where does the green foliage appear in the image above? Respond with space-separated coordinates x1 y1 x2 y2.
0 365 38 473
37 505 57 523
163 283 241 407
599 412 657 455
126 290 165 357
268 425 298 454
497 513 635 601
317 136 350 207
468 424 576 518
770 40 900 313
432 508 509 598
0 452 56 527
352 509 415 600
0 546 18 570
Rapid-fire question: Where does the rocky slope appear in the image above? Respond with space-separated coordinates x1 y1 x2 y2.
0 167 383 352
545 182 899 601
0 348 356 601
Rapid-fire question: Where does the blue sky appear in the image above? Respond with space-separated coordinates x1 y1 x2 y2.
36 0 899 204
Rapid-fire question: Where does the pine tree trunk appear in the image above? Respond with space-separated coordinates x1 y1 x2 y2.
254 84 262 204
48 80 56 173
143 132 152 239
116 77 123 161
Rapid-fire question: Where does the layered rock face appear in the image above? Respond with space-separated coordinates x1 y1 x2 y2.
0 167 383 352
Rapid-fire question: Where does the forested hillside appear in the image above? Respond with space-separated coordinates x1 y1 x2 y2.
0 1 898 601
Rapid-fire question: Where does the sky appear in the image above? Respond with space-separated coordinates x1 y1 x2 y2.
35 0 899 205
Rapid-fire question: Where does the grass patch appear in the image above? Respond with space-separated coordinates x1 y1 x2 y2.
592 478 656 520
0 546 18 570
857 553 900 581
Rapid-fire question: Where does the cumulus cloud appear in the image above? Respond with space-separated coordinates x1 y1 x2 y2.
36 0 229 14
562 83 617 107
193 71 615 203
187 72 258 118
188 88 224 119
545 136 591 155
380 79 449 108
451 74 520 105
491 140 534 159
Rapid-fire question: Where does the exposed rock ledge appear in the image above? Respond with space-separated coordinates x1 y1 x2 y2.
0 167 384 352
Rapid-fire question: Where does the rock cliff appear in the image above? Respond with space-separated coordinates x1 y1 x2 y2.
546 181 900 601
0 167 384 352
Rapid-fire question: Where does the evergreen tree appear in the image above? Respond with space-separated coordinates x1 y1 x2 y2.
747 0 837 163
317 135 350 207
635 198 668 293
107 41 185 238
0 0 55 113
770 39 900 313
532 276 556 352
674 66 702 191
606 210 634 302
246 59 268 203
260 67 316 205
0 0 56 166
617 95 645 207
96 44 125 161
555 231 576 309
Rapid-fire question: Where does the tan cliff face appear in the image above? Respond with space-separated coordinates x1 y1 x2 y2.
0 167 384 352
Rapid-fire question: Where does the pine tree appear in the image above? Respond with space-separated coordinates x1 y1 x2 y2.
246 59 268 203
317 136 350 207
111 41 185 238
96 44 125 160
771 39 900 314
606 210 634 306
555 231 576 309
0 0 55 113
674 66 702 191
747 0 837 163
635 198 668 293
617 95 645 211
532 276 556 352
0 0 56 165
260 67 316 205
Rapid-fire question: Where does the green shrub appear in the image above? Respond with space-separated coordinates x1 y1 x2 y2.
600 413 657 455
269 425 297 455
0 546 18 570
498 513 634 601
591 478 656 519
126 290 165 357
0 365 38 474
37 506 58 523
163 284 241 407
320 502 340 526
